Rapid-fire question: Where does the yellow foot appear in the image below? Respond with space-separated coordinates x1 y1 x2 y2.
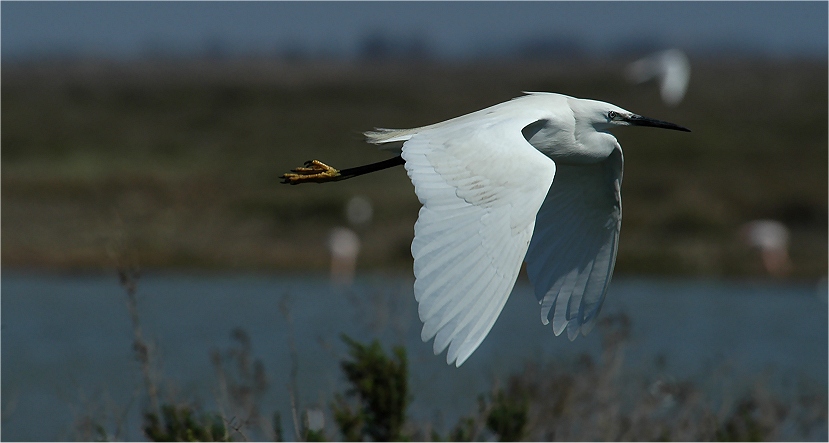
281 160 342 185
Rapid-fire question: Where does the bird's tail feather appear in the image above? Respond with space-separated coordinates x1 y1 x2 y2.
364 127 419 145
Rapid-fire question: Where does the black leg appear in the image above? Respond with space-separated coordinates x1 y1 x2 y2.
281 156 404 185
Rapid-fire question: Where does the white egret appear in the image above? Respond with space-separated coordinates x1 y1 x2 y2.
282 92 690 366
740 219 792 277
327 196 374 286
625 49 691 106
328 226 361 286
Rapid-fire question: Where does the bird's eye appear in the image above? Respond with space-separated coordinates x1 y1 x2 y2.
607 111 618 120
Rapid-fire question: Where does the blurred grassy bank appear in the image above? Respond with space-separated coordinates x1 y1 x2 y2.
2 57 826 276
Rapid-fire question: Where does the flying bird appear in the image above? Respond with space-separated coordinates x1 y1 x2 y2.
282 92 690 366
625 49 691 107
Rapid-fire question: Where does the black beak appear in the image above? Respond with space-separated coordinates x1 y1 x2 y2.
626 114 691 132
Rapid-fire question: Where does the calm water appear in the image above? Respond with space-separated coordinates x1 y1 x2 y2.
2 272 827 441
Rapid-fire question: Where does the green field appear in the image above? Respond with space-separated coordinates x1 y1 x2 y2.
2 57 826 276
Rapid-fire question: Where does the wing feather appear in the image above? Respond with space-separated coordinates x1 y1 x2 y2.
526 147 623 339
421 255 495 339
401 115 556 366
432 269 500 355
449 275 512 364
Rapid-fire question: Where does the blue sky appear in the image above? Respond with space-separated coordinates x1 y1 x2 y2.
2 2 827 60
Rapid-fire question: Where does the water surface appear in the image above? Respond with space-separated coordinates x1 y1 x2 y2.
2 272 826 440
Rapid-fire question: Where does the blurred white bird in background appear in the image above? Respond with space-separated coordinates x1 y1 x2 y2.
740 219 793 278
625 49 691 106
284 92 690 366
327 195 375 286
328 227 361 286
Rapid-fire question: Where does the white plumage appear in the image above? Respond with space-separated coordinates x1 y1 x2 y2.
285 92 689 366
364 93 688 366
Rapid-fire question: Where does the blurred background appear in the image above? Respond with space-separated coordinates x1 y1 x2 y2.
2 2 827 441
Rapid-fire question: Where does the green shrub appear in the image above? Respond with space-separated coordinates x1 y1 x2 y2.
485 389 529 442
332 335 410 441
143 404 228 442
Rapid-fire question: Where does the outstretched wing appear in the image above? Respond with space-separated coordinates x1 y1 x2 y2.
401 116 556 366
525 146 623 340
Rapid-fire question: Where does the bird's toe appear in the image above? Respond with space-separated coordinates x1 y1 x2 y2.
280 159 341 184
